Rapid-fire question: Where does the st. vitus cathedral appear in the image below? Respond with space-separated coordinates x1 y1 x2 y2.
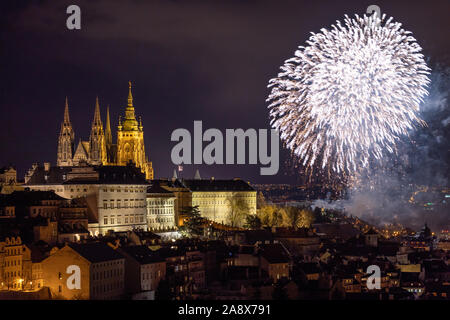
57 82 154 179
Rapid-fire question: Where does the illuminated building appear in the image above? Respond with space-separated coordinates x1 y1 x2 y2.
403 224 435 251
25 164 148 235
58 200 90 242
0 166 24 195
273 228 321 258
33 218 58 244
116 245 166 299
437 239 450 251
56 82 153 179
158 246 189 298
146 184 176 231
0 166 17 185
259 243 291 283
185 249 206 291
0 190 65 219
157 178 257 226
41 242 125 300
0 237 31 291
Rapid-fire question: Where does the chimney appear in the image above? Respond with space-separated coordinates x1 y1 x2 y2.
44 162 51 171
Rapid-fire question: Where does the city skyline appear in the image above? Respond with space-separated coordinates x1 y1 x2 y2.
1 0 449 184
0 0 449 304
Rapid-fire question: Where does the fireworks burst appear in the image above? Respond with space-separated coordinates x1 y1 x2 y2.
267 13 430 177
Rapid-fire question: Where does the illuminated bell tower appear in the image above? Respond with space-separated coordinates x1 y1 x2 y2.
117 82 154 179
57 97 75 166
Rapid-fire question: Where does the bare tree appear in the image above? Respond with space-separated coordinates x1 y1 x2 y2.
258 205 283 227
282 206 314 229
226 193 250 227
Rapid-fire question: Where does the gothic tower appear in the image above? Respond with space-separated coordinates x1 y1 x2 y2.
105 105 117 164
117 82 154 179
105 105 113 146
88 97 107 165
57 97 75 166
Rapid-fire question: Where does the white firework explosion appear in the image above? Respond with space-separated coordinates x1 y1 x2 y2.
267 13 430 176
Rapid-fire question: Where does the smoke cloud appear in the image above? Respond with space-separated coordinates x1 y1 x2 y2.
341 65 450 232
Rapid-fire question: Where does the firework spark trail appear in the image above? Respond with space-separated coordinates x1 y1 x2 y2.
267 13 430 177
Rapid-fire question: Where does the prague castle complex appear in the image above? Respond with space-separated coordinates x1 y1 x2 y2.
15 82 256 236
57 82 153 180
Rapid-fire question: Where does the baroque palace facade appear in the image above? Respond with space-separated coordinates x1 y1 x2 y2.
150 177 257 227
57 82 153 180
25 163 148 236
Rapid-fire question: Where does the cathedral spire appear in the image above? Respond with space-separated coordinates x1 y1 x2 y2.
122 81 137 128
89 96 106 165
128 81 133 107
57 97 75 167
64 97 70 123
105 105 112 145
116 82 154 180
93 96 102 125
138 116 143 131
118 115 122 131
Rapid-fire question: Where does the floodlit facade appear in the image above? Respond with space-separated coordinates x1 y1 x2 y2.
41 243 125 300
146 184 176 231
56 82 153 179
155 178 257 226
25 164 148 235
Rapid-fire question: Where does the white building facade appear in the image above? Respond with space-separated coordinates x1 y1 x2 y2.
25 164 148 235
153 178 257 227
146 184 176 231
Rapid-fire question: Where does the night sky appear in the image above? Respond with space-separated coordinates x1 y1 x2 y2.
1 0 449 184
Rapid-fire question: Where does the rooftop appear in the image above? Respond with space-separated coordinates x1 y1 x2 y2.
147 183 175 195
158 178 255 192
260 243 291 264
0 190 66 206
26 164 148 185
68 242 124 263
120 245 165 264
